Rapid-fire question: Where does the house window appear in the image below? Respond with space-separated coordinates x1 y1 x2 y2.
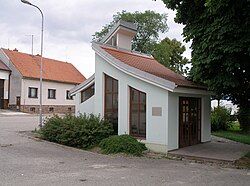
48 89 56 99
66 90 73 100
30 107 36 112
28 87 38 98
104 75 118 135
130 87 146 138
81 84 94 103
49 107 54 112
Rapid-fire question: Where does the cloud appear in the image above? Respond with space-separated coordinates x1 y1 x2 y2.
0 0 191 78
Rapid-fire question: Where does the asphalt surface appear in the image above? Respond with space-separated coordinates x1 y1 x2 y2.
0 115 249 186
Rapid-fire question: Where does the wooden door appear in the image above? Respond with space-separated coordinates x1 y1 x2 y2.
179 97 201 148
0 79 4 109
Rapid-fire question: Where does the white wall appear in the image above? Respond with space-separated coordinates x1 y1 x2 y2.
201 95 211 142
168 92 179 150
21 79 76 106
0 70 9 80
0 70 10 99
75 93 94 116
0 49 22 105
95 54 169 150
117 33 134 50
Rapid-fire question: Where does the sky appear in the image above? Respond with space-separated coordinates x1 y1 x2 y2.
0 0 191 78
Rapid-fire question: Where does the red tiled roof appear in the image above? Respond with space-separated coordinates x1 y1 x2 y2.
2 49 85 84
0 59 10 71
101 46 206 89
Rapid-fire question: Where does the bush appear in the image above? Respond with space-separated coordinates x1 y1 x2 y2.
99 135 147 156
211 106 231 131
39 114 113 149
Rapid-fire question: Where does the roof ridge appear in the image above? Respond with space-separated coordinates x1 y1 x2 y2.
99 44 186 80
2 48 85 84
2 48 71 65
100 45 154 61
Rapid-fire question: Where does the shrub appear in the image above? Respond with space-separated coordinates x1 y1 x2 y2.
211 106 231 131
99 135 147 156
39 114 113 149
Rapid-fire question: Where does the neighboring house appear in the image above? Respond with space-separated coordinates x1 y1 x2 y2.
0 60 11 109
0 48 85 114
70 20 211 153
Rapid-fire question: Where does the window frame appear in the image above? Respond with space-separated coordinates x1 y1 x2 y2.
80 84 94 103
129 87 146 139
66 90 73 100
104 74 119 135
48 89 56 99
28 87 38 98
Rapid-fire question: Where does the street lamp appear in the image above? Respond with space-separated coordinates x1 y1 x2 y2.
21 0 44 128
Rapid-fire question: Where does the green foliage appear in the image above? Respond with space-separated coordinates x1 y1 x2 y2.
162 0 250 132
212 131 250 145
211 106 231 131
93 10 168 54
99 135 147 156
237 107 250 133
153 37 190 74
39 114 113 149
227 121 240 132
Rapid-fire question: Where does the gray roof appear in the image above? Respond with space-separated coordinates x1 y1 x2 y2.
100 20 137 43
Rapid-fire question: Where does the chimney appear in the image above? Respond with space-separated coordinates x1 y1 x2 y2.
101 20 137 51
13 48 18 52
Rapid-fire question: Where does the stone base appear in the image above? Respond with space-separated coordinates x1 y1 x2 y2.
10 105 75 114
138 139 168 154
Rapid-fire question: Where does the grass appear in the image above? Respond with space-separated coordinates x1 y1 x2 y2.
227 121 241 131
213 121 250 145
212 131 250 145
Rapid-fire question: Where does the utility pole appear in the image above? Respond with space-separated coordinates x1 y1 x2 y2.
21 0 44 128
26 34 34 55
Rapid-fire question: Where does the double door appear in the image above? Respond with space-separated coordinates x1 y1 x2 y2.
179 97 201 148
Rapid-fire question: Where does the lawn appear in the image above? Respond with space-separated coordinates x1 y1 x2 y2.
212 131 250 145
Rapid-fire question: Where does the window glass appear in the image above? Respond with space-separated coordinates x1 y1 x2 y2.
28 87 38 98
104 74 119 135
66 90 73 100
105 94 112 109
81 84 94 103
105 77 112 93
130 87 146 138
112 93 118 109
48 89 56 99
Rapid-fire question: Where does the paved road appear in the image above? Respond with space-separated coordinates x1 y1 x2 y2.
0 116 249 186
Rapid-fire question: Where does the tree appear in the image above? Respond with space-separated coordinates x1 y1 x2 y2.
153 37 190 74
93 10 168 54
162 0 250 133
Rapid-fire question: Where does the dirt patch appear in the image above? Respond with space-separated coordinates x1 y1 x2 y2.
88 146 102 153
234 155 250 169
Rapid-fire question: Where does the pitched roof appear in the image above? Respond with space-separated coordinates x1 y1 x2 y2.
100 45 206 89
0 59 10 72
2 49 85 84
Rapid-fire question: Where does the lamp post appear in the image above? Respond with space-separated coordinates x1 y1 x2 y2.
21 0 44 128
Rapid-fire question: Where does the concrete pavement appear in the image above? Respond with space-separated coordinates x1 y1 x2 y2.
0 115 249 186
169 136 250 162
